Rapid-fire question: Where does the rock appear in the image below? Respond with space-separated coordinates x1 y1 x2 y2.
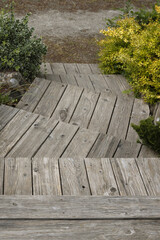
7 78 19 88
0 71 23 89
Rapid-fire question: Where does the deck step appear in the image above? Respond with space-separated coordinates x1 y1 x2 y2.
16 77 149 140
0 219 160 240
0 196 160 219
0 104 157 158
2 157 160 196
40 63 133 97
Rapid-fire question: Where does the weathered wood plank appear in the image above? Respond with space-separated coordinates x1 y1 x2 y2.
63 63 79 74
59 158 90 195
76 63 92 74
0 196 160 219
85 158 119 196
0 157 4 194
89 74 109 93
74 74 95 91
114 140 141 158
40 63 61 81
111 158 147 196
34 82 66 117
4 158 32 195
51 85 83 123
70 89 99 128
16 78 51 112
104 75 132 98
60 73 78 85
88 92 116 133
88 134 119 158
89 64 101 74
32 158 61 195
51 63 66 74
34 121 78 158
62 128 99 158
136 158 160 196
0 110 38 157
139 145 159 158
1 220 160 239
127 99 150 142
107 96 134 139
0 105 19 131
7 117 58 158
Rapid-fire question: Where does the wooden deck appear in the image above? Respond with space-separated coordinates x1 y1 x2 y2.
0 104 158 158
0 195 160 239
0 157 160 196
0 157 160 239
0 63 160 239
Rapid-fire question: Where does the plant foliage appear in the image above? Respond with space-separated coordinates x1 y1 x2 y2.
0 2 47 81
131 117 160 155
99 1 160 103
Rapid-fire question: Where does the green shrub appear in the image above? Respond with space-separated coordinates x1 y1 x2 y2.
131 117 160 155
99 7 160 103
106 0 160 28
0 2 47 81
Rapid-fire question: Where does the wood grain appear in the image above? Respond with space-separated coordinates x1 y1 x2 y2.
62 128 99 158
0 220 160 239
51 84 83 122
7 116 58 158
76 63 92 74
127 99 150 142
0 105 19 131
111 158 147 196
34 121 78 158
33 158 61 195
63 63 79 74
0 195 160 219
88 134 119 158
70 89 99 128
88 92 116 133
60 73 78 85
107 96 134 139
34 82 66 117
114 140 141 158
0 110 38 157
59 158 90 195
85 158 119 196
89 64 101 74
51 63 66 74
89 74 109 93
17 78 50 112
4 158 32 195
136 158 160 196
74 74 95 91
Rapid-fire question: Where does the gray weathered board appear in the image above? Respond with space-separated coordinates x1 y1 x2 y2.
0 219 159 240
0 196 160 219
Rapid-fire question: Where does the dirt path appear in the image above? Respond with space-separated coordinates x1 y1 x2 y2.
1 0 156 63
25 10 120 63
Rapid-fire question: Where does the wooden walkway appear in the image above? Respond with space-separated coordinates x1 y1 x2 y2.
0 196 160 239
0 63 160 239
0 157 160 196
0 104 158 158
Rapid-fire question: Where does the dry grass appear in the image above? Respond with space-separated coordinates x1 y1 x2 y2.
0 0 156 14
43 34 102 63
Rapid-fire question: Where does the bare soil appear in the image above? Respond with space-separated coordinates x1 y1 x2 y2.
0 0 157 63
0 0 156 14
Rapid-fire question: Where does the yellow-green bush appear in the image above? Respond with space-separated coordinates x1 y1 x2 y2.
99 7 160 104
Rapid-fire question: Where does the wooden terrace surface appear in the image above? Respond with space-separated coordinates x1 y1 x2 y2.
0 63 160 239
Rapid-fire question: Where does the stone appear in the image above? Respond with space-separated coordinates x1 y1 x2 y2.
0 71 23 89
